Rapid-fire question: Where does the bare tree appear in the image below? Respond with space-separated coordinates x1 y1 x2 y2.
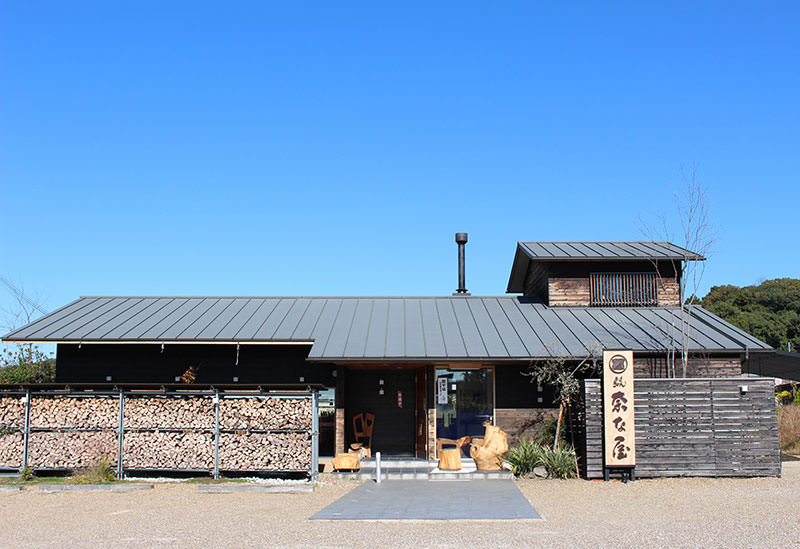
0 276 54 382
0 275 47 334
637 164 715 377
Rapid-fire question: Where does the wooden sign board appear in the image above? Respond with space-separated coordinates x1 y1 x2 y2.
437 377 448 404
603 350 636 467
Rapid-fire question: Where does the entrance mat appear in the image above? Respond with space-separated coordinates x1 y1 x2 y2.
310 480 540 520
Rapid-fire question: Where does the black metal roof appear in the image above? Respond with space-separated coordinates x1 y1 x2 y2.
2 296 770 361
507 241 705 293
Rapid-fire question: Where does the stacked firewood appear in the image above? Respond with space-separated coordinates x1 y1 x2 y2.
0 433 23 468
218 433 311 471
122 431 214 469
30 396 118 429
0 393 314 472
220 397 312 430
124 396 214 429
0 397 24 430
28 431 118 468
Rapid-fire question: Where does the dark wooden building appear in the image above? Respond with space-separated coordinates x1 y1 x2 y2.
2 241 773 459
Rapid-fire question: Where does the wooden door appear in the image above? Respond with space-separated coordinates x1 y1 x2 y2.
345 370 417 456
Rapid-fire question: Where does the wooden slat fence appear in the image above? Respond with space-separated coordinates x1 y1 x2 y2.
590 272 657 307
583 377 780 478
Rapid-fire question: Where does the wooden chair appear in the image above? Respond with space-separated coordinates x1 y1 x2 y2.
436 436 471 455
436 436 471 470
352 412 375 451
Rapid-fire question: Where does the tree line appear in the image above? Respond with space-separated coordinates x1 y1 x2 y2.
698 278 800 352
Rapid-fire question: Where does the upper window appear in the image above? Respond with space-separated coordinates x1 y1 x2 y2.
590 272 657 307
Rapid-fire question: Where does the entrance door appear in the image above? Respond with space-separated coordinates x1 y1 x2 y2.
346 370 417 456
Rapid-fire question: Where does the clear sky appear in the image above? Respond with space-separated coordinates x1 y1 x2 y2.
1 2 798 328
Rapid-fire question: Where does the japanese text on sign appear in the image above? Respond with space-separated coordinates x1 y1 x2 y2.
603 350 636 467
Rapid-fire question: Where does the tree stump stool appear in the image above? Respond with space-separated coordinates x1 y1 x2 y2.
438 448 462 470
332 452 360 471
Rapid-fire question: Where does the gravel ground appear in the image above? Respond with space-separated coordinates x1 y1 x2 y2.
1 462 797 548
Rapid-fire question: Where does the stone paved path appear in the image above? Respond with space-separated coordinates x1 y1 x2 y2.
310 479 540 520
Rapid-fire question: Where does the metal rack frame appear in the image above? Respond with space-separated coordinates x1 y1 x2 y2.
0 384 321 480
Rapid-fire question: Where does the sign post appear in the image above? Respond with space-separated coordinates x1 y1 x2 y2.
602 350 636 481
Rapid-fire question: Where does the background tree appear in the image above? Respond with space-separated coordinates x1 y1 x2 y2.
699 278 800 351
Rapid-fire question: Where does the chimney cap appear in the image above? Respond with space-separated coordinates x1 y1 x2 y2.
455 232 468 244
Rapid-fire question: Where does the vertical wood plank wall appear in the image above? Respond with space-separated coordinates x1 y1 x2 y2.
548 277 681 307
583 378 780 478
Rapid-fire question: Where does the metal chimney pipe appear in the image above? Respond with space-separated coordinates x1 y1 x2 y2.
454 232 469 295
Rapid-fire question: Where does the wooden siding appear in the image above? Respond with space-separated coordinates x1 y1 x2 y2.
548 276 680 307
633 357 742 378
657 277 681 306
583 378 780 478
495 408 558 445
523 261 548 300
548 278 591 306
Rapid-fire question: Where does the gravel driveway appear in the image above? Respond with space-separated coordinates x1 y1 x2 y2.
1 462 797 548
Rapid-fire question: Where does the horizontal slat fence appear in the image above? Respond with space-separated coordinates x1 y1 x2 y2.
0 388 318 479
583 378 780 478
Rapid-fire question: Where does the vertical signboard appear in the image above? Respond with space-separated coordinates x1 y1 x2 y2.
603 350 635 469
437 377 448 404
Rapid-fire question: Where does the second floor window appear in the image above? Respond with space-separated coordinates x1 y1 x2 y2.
590 272 657 307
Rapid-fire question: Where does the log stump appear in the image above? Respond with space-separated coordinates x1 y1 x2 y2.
332 452 360 471
438 448 462 470
470 422 508 471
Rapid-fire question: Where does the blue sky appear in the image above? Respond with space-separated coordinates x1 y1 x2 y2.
1 2 798 328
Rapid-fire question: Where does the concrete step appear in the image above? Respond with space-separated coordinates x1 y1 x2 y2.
359 459 433 469
329 470 513 481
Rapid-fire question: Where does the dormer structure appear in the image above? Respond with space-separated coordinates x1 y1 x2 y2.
506 241 705 307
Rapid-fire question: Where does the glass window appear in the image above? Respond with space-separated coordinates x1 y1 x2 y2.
318 388 335 457
436 368 493 441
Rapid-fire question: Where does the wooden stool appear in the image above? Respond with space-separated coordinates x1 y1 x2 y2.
332 452 361 471
438 448 462 470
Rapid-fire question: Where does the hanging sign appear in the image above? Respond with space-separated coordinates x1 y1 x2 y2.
603 350 636 468
437 377 448 404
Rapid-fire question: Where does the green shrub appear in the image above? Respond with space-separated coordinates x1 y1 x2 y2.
20 466 34 482
70 458 116 484
534 417 569 447
505 438 545 477
539 445 577 479
776 390 793 405
505 439 577 479
0 345 55 383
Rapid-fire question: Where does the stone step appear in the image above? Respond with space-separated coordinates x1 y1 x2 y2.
329 470 513 481
360 459 434 468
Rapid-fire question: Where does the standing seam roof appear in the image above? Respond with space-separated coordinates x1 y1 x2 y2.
2 296 771 360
